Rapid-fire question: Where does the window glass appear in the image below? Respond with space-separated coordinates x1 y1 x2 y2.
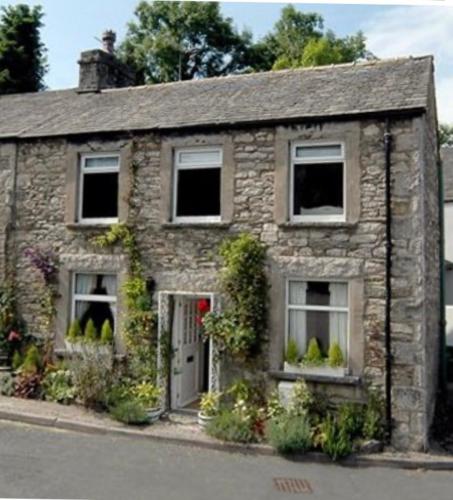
176 168 221 217
84 156 119 169
295 144 342 159
293 162 343 217
178 150 221 165
287 280 348 364
174 148 222 220
82 172 118 219
73 274 117 337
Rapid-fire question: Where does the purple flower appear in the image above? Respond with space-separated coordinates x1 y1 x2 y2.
24 247 58 284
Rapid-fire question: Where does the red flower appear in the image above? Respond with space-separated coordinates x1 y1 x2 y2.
7 330 21 342
197 299 210 315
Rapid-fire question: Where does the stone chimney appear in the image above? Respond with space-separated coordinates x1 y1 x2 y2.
78 30 135 92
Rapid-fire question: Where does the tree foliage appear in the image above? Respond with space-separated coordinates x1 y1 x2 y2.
440 123 453 147
120 3 374 83
258 6 373 70
0 4 47 94
120 1 253 84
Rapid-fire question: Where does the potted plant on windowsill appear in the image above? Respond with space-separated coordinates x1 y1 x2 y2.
132 382 163 423
284 338 347 378
65 319 84 353
198 391 221 427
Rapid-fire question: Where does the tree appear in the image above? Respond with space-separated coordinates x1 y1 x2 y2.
253 5 373 71
120 1 253 84
0 4 47 94
440 124 453 147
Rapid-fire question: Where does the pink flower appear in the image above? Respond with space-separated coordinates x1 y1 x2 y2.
7 330 21 342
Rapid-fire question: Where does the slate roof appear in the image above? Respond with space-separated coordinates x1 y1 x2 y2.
0 55 433 139
442 147 453 202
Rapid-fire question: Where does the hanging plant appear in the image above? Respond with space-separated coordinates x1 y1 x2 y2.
202 233 268 359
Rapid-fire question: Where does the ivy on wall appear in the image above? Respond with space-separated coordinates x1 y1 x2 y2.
91 223 156 353
203 233 268 359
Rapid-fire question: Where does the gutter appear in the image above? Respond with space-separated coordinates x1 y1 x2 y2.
384 119 393 443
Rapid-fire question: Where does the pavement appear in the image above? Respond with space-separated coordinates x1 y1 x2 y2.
1 396 453 471
1 420 453 500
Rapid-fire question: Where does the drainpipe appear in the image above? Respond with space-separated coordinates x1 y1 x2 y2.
437 156 447 395
384 119 393 443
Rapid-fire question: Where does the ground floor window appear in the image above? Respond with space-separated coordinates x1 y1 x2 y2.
286 280 349 361
72 273 117 336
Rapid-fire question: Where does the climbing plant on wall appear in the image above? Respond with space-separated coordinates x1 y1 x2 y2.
91 223 156 353
202 233 268 359
24 246 59 362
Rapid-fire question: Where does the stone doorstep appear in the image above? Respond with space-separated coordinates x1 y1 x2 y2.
0 397 453 470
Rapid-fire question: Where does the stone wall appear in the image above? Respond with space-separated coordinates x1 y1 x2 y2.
0 113 440 450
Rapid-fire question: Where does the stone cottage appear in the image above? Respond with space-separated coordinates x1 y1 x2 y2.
0 36 442 451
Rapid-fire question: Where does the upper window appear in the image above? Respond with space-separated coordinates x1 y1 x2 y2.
71 273 117 338
291 143 345 222
173 147 222 223
286 280 349 366
79 154 119 224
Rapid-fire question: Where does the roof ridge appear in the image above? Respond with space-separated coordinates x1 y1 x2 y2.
100 54 434 94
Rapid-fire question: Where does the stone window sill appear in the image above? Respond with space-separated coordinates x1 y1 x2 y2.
161 222 231 229
269 370 361 386
66 223 115 231
278 221 357 229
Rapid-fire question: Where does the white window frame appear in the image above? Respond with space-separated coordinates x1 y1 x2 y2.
285 277 350 362
290 141 346 223
172 146 223 223
78 153 120 225
70 272 118 335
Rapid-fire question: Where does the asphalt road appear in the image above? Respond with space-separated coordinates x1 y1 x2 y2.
0 421 453 500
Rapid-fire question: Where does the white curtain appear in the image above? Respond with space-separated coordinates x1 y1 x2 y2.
288 282 307 355
102 275 117 296
74 274 96 319
75 274 96 294
328 283 348 356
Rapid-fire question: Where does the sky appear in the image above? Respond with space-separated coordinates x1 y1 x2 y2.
0 0 452 123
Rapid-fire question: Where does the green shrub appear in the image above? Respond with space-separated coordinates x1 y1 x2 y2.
363 389 385 440
266 414 312 454
0 372 15 396
67 319 82 342
42 369 76 404
320 414 353 461
21 345 42 374
69 349 113 408
100 320 113 345
285 338 300 365
338 402 364 438
304 338 323 365
84 319 98 343
11 350 23 370
109 399 150 425
206 410 257 443
328 342 344 368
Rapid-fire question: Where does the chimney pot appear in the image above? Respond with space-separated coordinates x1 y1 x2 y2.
102 30 116 54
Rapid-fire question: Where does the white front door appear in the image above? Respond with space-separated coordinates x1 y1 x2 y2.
171 296 204 408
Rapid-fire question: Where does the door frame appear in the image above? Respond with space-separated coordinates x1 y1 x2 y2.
157 291 219 411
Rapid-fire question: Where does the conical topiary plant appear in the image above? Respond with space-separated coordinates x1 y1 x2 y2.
304 338 323 366
285 338 300 365
12 350 23 371
328 342 344 368
21 344 42 374
100 320 113 345
84 319 98 343
67 318 82 343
